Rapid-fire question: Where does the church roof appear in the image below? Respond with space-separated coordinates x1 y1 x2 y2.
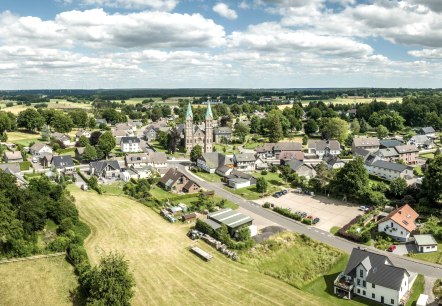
205 101 213 119
186 102 193 119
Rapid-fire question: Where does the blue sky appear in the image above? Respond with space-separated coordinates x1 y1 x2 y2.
0 0 441 89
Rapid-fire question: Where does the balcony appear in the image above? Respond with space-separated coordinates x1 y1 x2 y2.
334 272 354 299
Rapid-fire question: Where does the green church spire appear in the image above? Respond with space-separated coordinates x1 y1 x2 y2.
186 102 193 119
205 101 213 119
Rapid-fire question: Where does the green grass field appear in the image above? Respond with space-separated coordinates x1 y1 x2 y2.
70 186 332 306
408 243 442 265
227 184 281 200
406 275 425 306
192 170 223 183
7 131 43 146
0 257 78 306
252 171 288 187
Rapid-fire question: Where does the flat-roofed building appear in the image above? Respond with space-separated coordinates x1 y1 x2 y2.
206 208 253 236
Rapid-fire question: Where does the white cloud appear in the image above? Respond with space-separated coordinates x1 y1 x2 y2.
213 3 238 20
61 0 178 11
239 1 250 9
409 48 442 58
0 9 226 49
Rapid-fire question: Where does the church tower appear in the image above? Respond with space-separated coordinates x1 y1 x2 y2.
185 102 193 153
204 101 213 153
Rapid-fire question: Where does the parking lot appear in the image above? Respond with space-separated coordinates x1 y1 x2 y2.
254 192 362 232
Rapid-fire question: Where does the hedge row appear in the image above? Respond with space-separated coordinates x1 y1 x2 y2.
338 215 364 242
272 206 302 221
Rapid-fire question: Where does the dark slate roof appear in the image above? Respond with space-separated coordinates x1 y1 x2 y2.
309 140 341 151
120 137 140 144
379 139 403 148
419 127 435 134
160 168 187 187
52 155 74 168
90 160 120 174
353 148 371 159
234 153 256 163
322 155 344 166
371 160 409 172
287 159 304 172
274 142 302 151
377 148 399 158
344 248 409 291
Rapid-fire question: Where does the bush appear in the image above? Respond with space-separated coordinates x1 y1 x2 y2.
263 202 271 209
261 170 268 175
302 218 312 225
48 236 71 252
195 219 215 236
273 206 302 221
19 161 32 171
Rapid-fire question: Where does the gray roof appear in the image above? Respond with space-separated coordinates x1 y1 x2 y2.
199 152 229 169
213 127 232 135
149 152 167 164
216 165 232 175
395 144 418 154
353 148 371 159
379 139 403 148
353 137 380 148
371 160 409 172
90 160 120 174
120 137 140 144
344 248 409 291
52 155 74 168
0 163 20 173
234 153 256 163
419 127 435 134
274 142 302 151
308 140 341 151
377 148 399 158
4 151 22 160
30 142 51 152
414 234 437 246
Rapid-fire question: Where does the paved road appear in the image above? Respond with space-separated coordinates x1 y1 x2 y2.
169 161 442 278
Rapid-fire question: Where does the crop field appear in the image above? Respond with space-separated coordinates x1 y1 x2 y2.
0 257 78 306
48 99 92 110
278 96 402 109
7 131 43 146
70 186 333 306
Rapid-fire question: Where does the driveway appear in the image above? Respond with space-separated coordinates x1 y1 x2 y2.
254 192 362 232
391 243 418 255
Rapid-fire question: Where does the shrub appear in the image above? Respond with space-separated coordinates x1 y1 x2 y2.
48 236 71 252
273 206 302 221
261 170 268 175
195 219 215 236
302 218 312 225
19 161 32 171
338 215 363 242
263 202 271 209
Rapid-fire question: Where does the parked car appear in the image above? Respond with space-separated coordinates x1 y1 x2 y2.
312 217 320 224
359 206 369 212
295 211 302 215
282 189 288 195
300 212 307 218
387 245 396 252
32 156 38 163
273 192 282 198
307 215 313 219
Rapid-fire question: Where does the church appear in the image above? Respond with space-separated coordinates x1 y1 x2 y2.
185 101 214 153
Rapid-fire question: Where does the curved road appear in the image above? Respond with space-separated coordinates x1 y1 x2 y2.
170 161 442 278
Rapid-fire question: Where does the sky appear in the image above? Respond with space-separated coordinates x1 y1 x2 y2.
1 0 442 89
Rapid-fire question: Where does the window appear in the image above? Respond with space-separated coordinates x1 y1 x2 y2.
363 290 366 296
363 281 366 287
357 289 360 294
372 283 375 289
372 293 375 299
357 279 361 286
360 269 363 278
391 299 394 304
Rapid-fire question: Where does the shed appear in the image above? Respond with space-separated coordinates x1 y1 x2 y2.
181 212 197 222
414 234 438 253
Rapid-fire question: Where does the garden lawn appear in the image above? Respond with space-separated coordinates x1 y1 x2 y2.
192 171 222 183
100 182 126 196
213 143 239 154
408 243 442 265
253 171 289 187
420 153 435 159
227 184 281 200
0 257 78 306
240 232 344 288
177 194 239 210
406 275 425 306
6 131 43 146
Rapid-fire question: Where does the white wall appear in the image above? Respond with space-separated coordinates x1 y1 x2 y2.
378 220 410 241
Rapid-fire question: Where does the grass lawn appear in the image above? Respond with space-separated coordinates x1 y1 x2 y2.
406 274 425 306
192 170 223 183
149 185 177 200
70 187 330 306
413 165 424 177
0 104 28 115
420 152 435 159
330 226 341 235
227 184 281 200
303 255 381 306
213 143 239 154
253 171 289 187
6 131 43 146
57 147 76 157
100 182 126 196
0 257 78 306
177 194 239 210
239 232 344 288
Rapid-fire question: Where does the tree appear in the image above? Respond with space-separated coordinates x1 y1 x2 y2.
97 131 116 159
308 108 322 120
51 112 74 133
376 125 389 139
77 135 90 147
322 118 349 143
69 110 88 128
359 118 369 133
0 112 15 134
233 122 249 143
422 155 442 204
82 252 135 306
17 109 44 131
82 144 98 161
266 110 284 142
389 178 407 198
87 117 96 129
331 157 369 197
256 177 268 193
250 116 261 134
190 145 203 162
350 120 360 134
304 119 318 135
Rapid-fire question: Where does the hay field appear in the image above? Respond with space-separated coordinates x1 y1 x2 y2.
0 257 78 306
70 186 333 306
7 131 43 146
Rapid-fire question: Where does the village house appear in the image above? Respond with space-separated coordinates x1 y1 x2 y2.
147 152 168 171
0 163 27 186
95 119 108 127
286 159 317 179
52 132 72 147
115 122 137 133
377 204 418 242
379 139 403 149
197 152 232 173
75 129 91 141
120 137 141 153
233 153 257 172
334 248 413 306
408 135 434 149
365 160 414 181
51 155 75 174
256 142 302 159
90 160 121 178
30 143 53 157
394 144 419 164
125 153 149 169
143 126 157 142
112 129 133 143
279 151 304 163
322 155 346 169
226 169 257 189
3 151 23 163
159 168 200 193
376 148 399 162
213 127 232 143
352 137 380 153
40 154 53 168
307 140 342 158
417 126 436 138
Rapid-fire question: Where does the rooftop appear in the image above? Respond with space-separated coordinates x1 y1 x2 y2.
207 208 253 229
414 234 437 246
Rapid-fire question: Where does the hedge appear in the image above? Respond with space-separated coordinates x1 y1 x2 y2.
338 215 364 243
20 161 32 171
272 206 302 221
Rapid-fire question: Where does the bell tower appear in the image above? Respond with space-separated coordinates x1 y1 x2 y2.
185 102 193 153
204 101 213 153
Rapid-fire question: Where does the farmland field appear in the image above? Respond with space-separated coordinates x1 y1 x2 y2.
278 96 402 109
7 131 43 146
70 186 334 306
0 257 78 306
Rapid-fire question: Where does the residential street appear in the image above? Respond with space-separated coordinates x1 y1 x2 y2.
170 161 442 278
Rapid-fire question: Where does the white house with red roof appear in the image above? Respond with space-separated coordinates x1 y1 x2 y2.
377 204 419 242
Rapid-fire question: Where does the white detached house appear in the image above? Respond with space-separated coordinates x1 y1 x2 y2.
334 248 414 306
377 204 419 242
120 137 141 153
